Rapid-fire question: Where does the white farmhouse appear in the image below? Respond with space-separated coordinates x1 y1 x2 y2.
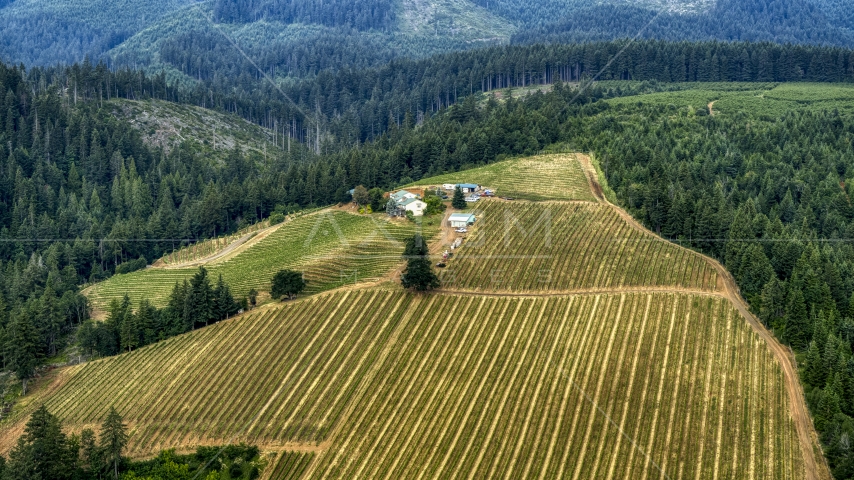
400 197 427 216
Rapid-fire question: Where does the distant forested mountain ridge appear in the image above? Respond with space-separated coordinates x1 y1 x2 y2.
1 0 854 76
513 0 854 46
0 0 510 73
0 0 198 66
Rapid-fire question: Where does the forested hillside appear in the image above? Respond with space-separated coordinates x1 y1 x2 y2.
211 0 396 30
513 0 854 46
1 0 853 74
0 0 196 66
43 40 854 156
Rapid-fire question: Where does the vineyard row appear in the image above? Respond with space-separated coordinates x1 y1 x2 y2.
440 201 718 293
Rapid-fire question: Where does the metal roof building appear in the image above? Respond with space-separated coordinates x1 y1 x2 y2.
449 213 476 228
456 183 479 192
390 190 413 202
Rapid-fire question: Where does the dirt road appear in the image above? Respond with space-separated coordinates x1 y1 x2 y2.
577 153 827 480
154 220 286 270
430 211 456 256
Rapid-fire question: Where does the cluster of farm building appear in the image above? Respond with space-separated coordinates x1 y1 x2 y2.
385 183 490 217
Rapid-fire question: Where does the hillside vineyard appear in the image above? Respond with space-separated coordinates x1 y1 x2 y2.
13 290 802 479
440 201 719 293
85 211 435 311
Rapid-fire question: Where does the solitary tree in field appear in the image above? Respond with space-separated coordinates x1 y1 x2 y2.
401 235 440 292
452 186 467 210
272 270 308 300
100 406 128 480
248 288 258 308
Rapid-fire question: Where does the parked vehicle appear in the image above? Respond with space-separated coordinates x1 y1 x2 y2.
455 228 468 233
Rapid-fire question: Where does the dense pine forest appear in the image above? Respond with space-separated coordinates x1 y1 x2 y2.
34 40 854 151
212 0 397 30
512 0 854 46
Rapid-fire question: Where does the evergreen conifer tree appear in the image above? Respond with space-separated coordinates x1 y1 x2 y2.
99 407 128 480
6 313 40 394
185 267 214 327
213 274 238 319
5 406 70 479
818 388 842 431
785 288 810 350
136 300 157 345
119 310 138 352
80 428 99 475
805 341 824 387
760 275 785 328
401 235 440 291
452 186 466 210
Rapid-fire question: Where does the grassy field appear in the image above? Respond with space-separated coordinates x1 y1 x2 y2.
607 82 854 117
409 153 597 201
440 200 719 293
85 210 436 311
6 290 802 479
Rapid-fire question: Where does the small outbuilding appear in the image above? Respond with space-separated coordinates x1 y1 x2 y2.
449 213 476 228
